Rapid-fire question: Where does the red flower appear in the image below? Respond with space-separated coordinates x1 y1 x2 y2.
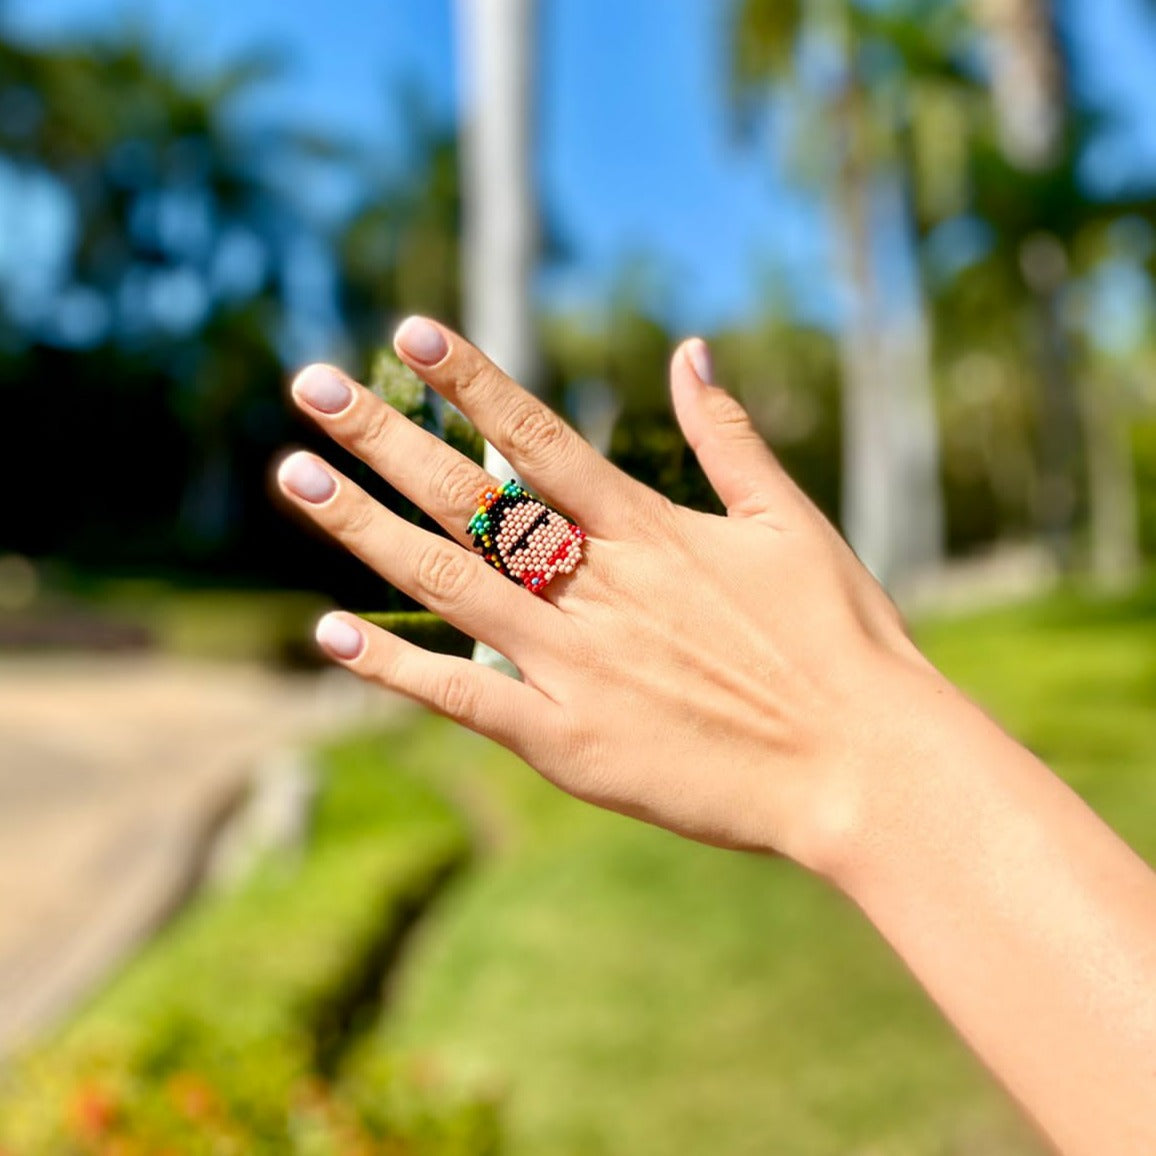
69 1082 119 1141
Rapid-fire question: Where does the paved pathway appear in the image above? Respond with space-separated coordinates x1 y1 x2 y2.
0 654 403 1058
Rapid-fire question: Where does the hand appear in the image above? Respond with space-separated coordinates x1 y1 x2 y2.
277 317 938 871
280 316 1156 1152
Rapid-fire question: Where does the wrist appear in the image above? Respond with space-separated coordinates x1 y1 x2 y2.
793 650 1007 895
791 646 1156 1156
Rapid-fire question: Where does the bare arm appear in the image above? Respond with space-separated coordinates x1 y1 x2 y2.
829 663 1156 1154
277 317 1156 1154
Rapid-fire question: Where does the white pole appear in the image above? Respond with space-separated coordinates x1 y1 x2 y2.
455 0 540 671
456 0 541 484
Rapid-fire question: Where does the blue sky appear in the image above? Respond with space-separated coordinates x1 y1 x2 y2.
4 0 1156 337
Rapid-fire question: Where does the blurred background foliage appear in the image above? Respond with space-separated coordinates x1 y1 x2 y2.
0 0 1153 633
2 2 1156 1152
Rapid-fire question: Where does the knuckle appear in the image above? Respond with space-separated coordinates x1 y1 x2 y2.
565 633 606 679
431 454 484 513
416 543 472 604
647 489 680 526
708 390 754 434
619 487 677 540
506 400 568 462
333 495 375 540
729 490 773 519
354 398 396 456
457 358 497 400
438 668 480 724
371 641 402 687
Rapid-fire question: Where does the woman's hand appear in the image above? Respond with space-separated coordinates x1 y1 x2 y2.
277 315 937 872
279 316 1156 1153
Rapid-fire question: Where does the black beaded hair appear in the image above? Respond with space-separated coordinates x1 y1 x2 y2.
467 480 541 580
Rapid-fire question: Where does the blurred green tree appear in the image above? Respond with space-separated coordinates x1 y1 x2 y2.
938 1 1156 584
0 28 314 564
336 84 463 364
730 0 1156 587
0 14 577 613
728 0 981 587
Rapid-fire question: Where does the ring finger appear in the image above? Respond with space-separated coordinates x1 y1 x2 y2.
276 451 557 662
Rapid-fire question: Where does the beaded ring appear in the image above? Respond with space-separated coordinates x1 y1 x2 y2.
466 480 587 596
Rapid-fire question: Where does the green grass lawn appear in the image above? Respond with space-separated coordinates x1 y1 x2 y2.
345 582 1156 1156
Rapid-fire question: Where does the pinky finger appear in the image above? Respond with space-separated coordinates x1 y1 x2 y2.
315 612 556 757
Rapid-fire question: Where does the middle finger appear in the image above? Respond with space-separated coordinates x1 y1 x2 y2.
276 450 558 661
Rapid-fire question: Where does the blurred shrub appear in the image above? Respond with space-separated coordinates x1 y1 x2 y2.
714 317 843 524
0 731 500 1155
367 349 484 463
1136 420 1156 556
362 611 475 659
102 584 332 667
0 582 332 667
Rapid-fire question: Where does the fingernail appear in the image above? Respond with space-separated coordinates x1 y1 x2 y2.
687 338 713 385
292 366 352 414
316 613 365 660
278 452 337 503
395 316 449 365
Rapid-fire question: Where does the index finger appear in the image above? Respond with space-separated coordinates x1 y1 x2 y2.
392 316 664 537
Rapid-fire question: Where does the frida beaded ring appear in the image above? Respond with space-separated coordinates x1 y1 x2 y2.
467 480 587 596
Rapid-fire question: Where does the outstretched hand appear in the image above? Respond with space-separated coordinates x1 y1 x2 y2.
277 317 939 872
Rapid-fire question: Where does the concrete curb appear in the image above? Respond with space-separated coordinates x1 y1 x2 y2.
0 771 248 1058
0 656 413 1063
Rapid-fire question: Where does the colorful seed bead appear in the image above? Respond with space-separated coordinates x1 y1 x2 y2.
465 479 585 595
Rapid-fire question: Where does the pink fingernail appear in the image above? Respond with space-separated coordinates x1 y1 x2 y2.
292 365 353 414
316 614 365 660
278 452 337 503
395 316 449 365
687 338 713 385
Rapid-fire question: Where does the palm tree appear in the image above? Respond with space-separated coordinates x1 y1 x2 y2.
729 0 967 588
950 135 1155 584
970 0 1065 169
970 0 1146 585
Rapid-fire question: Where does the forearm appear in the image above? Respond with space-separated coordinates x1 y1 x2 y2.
829 667 1156 1155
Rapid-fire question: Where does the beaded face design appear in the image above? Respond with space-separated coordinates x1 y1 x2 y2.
467 480 586 595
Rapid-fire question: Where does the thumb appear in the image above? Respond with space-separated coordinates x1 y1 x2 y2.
670 338 796 518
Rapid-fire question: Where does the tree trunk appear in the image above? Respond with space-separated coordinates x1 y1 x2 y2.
976 1 1139 583
880 166 946 587
827 7 944 591
977 0 1078 566
832 77 895 585
883 307 945 582
1020 238 1082 567
971 0 1065 169
1082 371 1141 589
456 0 540 670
